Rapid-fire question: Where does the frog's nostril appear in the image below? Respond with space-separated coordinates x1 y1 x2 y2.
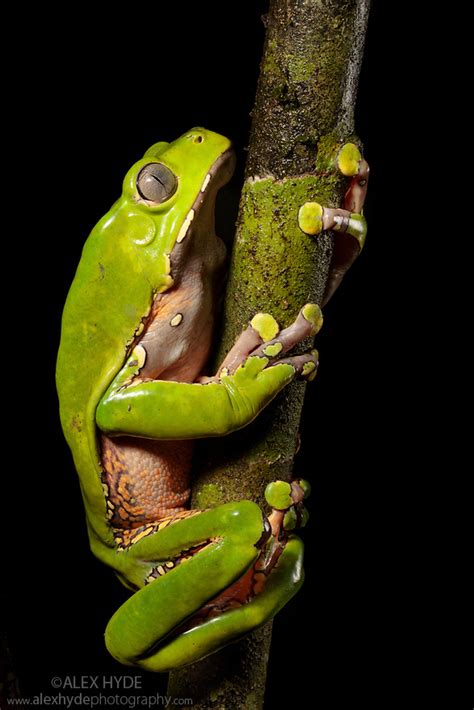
193 135 204 144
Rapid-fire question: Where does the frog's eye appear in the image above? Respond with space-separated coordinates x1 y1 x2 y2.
136 163 178 203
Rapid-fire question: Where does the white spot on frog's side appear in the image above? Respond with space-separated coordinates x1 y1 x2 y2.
176 209 195 243
200 173 211 192
170 313 183 327
133 344 147 369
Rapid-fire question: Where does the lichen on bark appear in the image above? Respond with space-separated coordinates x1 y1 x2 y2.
168 1 370 707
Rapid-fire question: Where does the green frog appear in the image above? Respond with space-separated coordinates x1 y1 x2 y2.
56 128 368 671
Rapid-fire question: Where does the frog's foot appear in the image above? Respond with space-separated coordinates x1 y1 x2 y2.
202 304 323 383
147 534 305 671
158 526 307 669
264 478 310 540
298 142 370 305
170 481 311 664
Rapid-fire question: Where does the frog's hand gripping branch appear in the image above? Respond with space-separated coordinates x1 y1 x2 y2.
96 304 322 440
299 143 369 305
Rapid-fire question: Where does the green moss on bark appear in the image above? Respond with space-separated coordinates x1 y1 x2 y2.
194 483 225 508
192 165 347 511
219 171 344 350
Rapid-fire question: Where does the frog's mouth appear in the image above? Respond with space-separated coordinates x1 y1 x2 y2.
204 147 237 195
208 147 236 188
172 148 236 249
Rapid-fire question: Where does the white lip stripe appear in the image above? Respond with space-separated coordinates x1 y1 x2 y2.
176 209 195 243
200 173 211 192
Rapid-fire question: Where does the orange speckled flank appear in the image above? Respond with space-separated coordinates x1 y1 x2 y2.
101 435 193 528
114 509 203 550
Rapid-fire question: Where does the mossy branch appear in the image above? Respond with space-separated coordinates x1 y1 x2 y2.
168 1 370 707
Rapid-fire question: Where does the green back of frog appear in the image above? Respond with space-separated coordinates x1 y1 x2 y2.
57 128 233 546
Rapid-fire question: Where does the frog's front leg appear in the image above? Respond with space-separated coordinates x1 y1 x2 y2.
104 499 304 672
298 143 370 305
96 304 322 440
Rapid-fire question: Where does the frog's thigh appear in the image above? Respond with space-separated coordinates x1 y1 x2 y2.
105 501 264 668
140 536 304 672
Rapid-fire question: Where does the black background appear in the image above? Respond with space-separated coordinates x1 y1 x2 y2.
5 3 431 707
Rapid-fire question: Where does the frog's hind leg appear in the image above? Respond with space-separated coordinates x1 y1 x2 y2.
132 480 308 672
140 535 304 672
104 500 267 671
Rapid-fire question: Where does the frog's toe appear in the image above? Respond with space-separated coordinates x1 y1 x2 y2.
248 304 323 362
214 312 282 377
265 479 311 535
294 478 311 500
274 350 319 381
265 478 309 510
283 504 309 531
265 480 293 510
337 142 363 177
298 201 324 235
250 313 280 343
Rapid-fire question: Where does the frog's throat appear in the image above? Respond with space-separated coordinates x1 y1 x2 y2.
173 148 236 247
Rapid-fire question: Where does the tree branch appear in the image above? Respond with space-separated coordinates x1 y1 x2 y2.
168 1 370 707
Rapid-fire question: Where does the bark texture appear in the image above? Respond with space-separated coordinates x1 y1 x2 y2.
168 1 370 707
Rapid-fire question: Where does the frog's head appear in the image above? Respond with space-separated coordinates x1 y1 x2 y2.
115 127 235 293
